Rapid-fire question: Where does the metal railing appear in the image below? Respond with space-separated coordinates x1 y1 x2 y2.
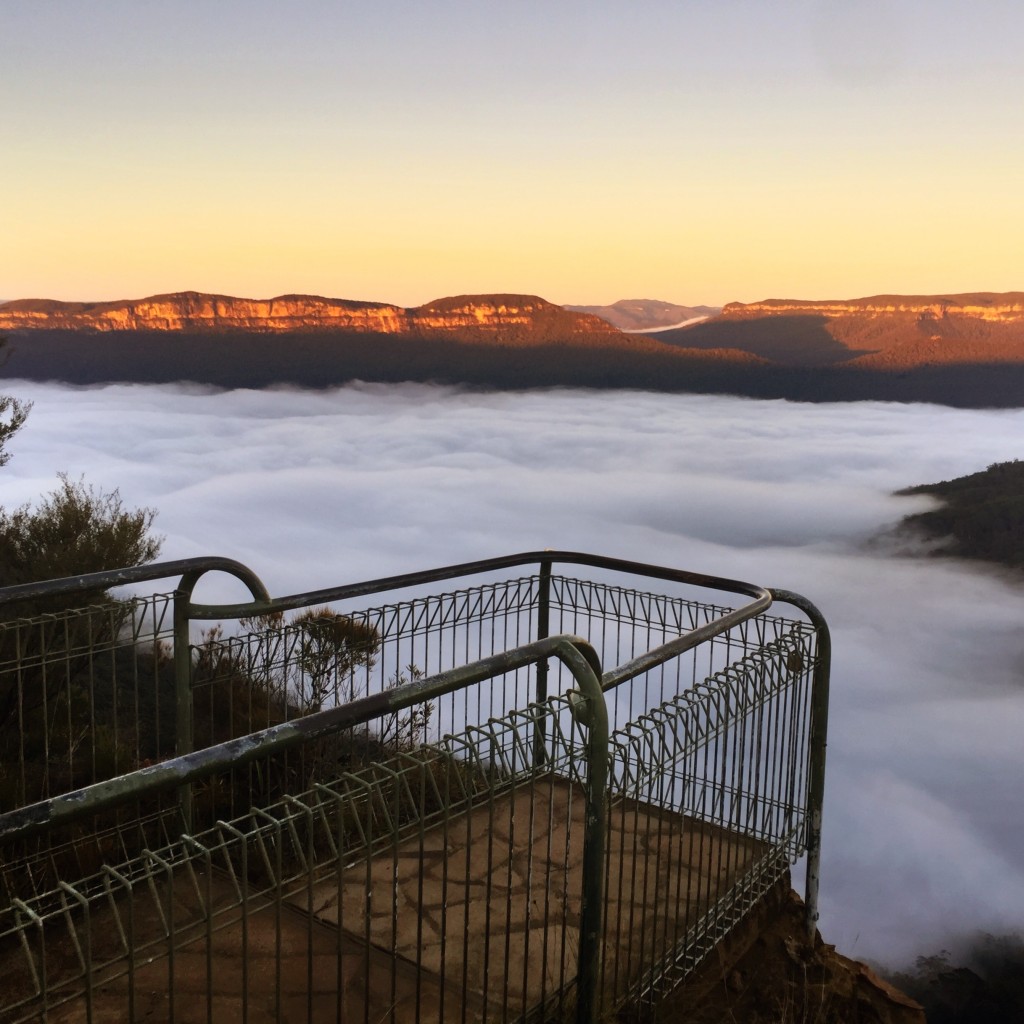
0 551 829 1023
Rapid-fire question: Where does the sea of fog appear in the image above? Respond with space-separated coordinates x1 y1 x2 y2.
5 379 1024 966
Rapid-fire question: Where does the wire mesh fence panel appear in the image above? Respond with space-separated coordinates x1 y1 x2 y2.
0 692 599 1024
603 622 819 1010
547 575 811 731
0 555 828 1023
0 595 178 906
0 594 175 810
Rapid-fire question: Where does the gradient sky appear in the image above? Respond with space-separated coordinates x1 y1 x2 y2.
3 0 1023 307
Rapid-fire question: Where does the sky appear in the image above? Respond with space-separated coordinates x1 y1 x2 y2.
3 0 1023 307
5 379 1024 966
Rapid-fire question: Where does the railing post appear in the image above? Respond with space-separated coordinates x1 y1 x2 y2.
769 588 831 942
173 588 194 830
563 645 609 1024
803 620 831 942
533 555 553 768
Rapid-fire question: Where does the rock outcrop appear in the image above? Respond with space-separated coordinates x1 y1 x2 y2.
0 291 621 342
721 293 1024 323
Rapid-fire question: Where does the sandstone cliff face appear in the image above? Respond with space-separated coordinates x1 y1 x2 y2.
0 293 407 333
672 292 1024 369
0 291 619 339
722 293 1024 323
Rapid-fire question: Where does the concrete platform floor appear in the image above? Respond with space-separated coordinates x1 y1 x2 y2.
4 777 766 1023
298 776 765 1017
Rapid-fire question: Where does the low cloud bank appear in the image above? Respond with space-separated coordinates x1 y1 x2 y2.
6 379 1024 964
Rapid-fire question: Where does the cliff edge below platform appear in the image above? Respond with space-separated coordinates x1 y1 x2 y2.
660 883 924 1024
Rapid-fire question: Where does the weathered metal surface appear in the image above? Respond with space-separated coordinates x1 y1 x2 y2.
0 555 271 609
769 587 832 941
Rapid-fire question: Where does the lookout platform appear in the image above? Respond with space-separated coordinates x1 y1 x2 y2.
28 779 764 1023
0 551 826 1023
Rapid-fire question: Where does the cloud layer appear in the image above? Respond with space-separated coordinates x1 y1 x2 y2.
6 379 1024 964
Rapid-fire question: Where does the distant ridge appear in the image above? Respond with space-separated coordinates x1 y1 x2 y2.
0 290 623 343
657 291 1024 368
3 288 1024 407
721 293 1024 319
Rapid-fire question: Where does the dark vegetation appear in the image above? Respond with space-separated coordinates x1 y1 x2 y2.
657 313 872 365
896 460 1024 570
4 328 1024 407
884 934 1024 1024
0 394 29 468
663 884 927 1024
0 474 161 602
0 387 440 909
0 468 165 808
0 392 380 826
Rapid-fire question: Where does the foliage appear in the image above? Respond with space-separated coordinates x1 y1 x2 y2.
188 612 430 820
885 934 1024 1024
191 625 291 749
0 392 30 468
0 423 164 809
896 460 1024 569
379 663 433 750
0 473 162 610
287 606 380 712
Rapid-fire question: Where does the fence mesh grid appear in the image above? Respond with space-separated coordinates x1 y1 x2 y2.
0 565 822 1023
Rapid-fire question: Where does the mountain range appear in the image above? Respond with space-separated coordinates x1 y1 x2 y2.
0 292 623 341
658 293 1024 368
2 289 1023 407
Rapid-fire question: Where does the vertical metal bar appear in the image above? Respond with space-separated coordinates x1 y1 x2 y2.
802 624 830 940
103 866 136 1023
59 882 93 1021
173 589 194 831
436 755 452 1024
218 820 251 1023
15 623 27 807
330 787 346 1024
414 759 427 1024
563 651 608 1024
12 898 48 1018
182 835 215 1024
41 628 51 799
252 807 285 1021
768 590 831 941
87 612 99 785
143 848 179 1023
533 557 552 768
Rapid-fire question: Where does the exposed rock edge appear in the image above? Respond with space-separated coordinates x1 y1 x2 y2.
653 880 924 1024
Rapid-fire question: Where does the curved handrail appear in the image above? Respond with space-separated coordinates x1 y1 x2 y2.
182 549 770 618
0 549 772 637
0 556 271 609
